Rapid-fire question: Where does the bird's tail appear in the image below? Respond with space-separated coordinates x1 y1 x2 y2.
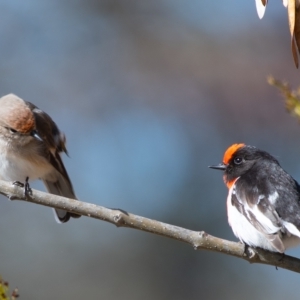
43 173 81 223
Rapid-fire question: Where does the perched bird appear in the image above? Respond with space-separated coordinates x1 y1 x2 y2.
0 93 80 223
209 143 300 253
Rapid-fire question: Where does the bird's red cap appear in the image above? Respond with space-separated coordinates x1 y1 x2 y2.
222 143 245 188
223 143 245 165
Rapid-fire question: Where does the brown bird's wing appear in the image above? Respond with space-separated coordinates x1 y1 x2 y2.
28 102 80 222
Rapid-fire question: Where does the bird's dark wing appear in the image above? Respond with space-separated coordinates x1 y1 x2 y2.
26 102 80 222
232 159 300 251
232 183 285 252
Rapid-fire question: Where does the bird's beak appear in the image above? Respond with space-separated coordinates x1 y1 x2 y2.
31 130 43 142
208 163 226 171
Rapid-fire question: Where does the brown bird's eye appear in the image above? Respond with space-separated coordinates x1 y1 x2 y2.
5 127 17 133
234 157 243 165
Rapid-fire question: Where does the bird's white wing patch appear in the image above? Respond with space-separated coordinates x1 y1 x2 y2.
268 191 279 205
250 205 281 234
283 221 300 238
234 187 282 235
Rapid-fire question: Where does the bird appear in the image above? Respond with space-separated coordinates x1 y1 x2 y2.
0 93 80 223
209 143 300 253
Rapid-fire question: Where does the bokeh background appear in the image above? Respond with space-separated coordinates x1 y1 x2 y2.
0 0 300 299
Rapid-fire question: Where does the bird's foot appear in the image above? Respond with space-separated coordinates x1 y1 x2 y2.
243 243 256 258
13 177 32 197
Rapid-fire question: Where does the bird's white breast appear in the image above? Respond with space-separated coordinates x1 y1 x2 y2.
0 138 52 182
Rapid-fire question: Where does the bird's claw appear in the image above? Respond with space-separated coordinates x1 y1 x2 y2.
13 181 24 188
13 177 32 197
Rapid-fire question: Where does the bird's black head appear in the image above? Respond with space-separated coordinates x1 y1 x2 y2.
209 143 279 187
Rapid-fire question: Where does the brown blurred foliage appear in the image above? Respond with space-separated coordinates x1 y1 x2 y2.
268 76 300 119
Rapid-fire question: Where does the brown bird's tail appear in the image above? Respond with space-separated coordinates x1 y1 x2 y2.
43 173 81 223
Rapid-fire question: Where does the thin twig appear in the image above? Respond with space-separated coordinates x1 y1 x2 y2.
1 179 300 273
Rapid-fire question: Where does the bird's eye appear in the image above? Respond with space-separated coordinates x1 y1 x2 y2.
5 127 17 133
234 157 243 165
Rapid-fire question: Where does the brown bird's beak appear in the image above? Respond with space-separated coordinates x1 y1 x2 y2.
31 130 43 142
208 163 226 171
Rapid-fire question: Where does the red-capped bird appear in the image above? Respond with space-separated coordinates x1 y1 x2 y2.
210 143 300 253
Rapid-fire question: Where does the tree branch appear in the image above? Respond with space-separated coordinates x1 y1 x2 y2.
1 179 300 273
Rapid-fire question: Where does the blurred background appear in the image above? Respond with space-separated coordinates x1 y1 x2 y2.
0 0 299 299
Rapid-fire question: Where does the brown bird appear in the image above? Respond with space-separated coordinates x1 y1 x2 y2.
0 93 80 222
